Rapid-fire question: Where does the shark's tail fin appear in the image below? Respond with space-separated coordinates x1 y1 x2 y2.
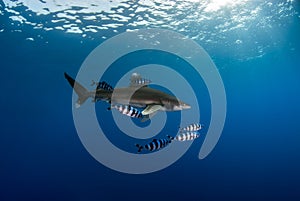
64 72 91 108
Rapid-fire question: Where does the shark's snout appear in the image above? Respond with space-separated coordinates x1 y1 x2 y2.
180 101 191 109
172 100 191 111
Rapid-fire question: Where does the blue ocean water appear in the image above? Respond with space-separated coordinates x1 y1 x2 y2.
1 1 300 201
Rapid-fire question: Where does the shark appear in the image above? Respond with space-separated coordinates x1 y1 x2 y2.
64 72 191 119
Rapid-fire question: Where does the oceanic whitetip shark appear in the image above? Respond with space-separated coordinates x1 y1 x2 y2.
64 72 191 119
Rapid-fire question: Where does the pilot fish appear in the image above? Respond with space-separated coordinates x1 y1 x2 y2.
180 123 203 132
135 135 174 153
91 80 114 91
91 80 114 102
174 132 200 141
109 104 143 119
130 73 151 87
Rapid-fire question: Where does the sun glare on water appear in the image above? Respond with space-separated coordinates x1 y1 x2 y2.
2 0 297 61
201 0 249 12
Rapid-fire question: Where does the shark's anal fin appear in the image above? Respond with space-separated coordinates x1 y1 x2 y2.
141 105 162 115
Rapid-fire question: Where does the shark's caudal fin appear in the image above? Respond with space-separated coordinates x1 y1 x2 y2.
64 72 91 108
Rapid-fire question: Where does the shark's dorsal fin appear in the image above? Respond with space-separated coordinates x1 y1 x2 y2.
142 105 163 115
130 73 151 87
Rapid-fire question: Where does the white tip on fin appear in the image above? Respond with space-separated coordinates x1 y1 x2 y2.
142 105 162 115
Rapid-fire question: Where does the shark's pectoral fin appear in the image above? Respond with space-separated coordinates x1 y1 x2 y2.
141 105 162 115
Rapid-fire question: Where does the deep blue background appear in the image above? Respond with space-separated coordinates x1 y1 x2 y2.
1 3 300 201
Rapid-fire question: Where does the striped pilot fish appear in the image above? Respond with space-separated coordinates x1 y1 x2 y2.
135 135 174 153
110 104 143 118
91 80 114 91
180 123 203 132
131 78 151 86
130 73 151 87
174 132 200 141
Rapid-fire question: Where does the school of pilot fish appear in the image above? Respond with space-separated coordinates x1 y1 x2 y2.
135 123 203 153
64 72 205 153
